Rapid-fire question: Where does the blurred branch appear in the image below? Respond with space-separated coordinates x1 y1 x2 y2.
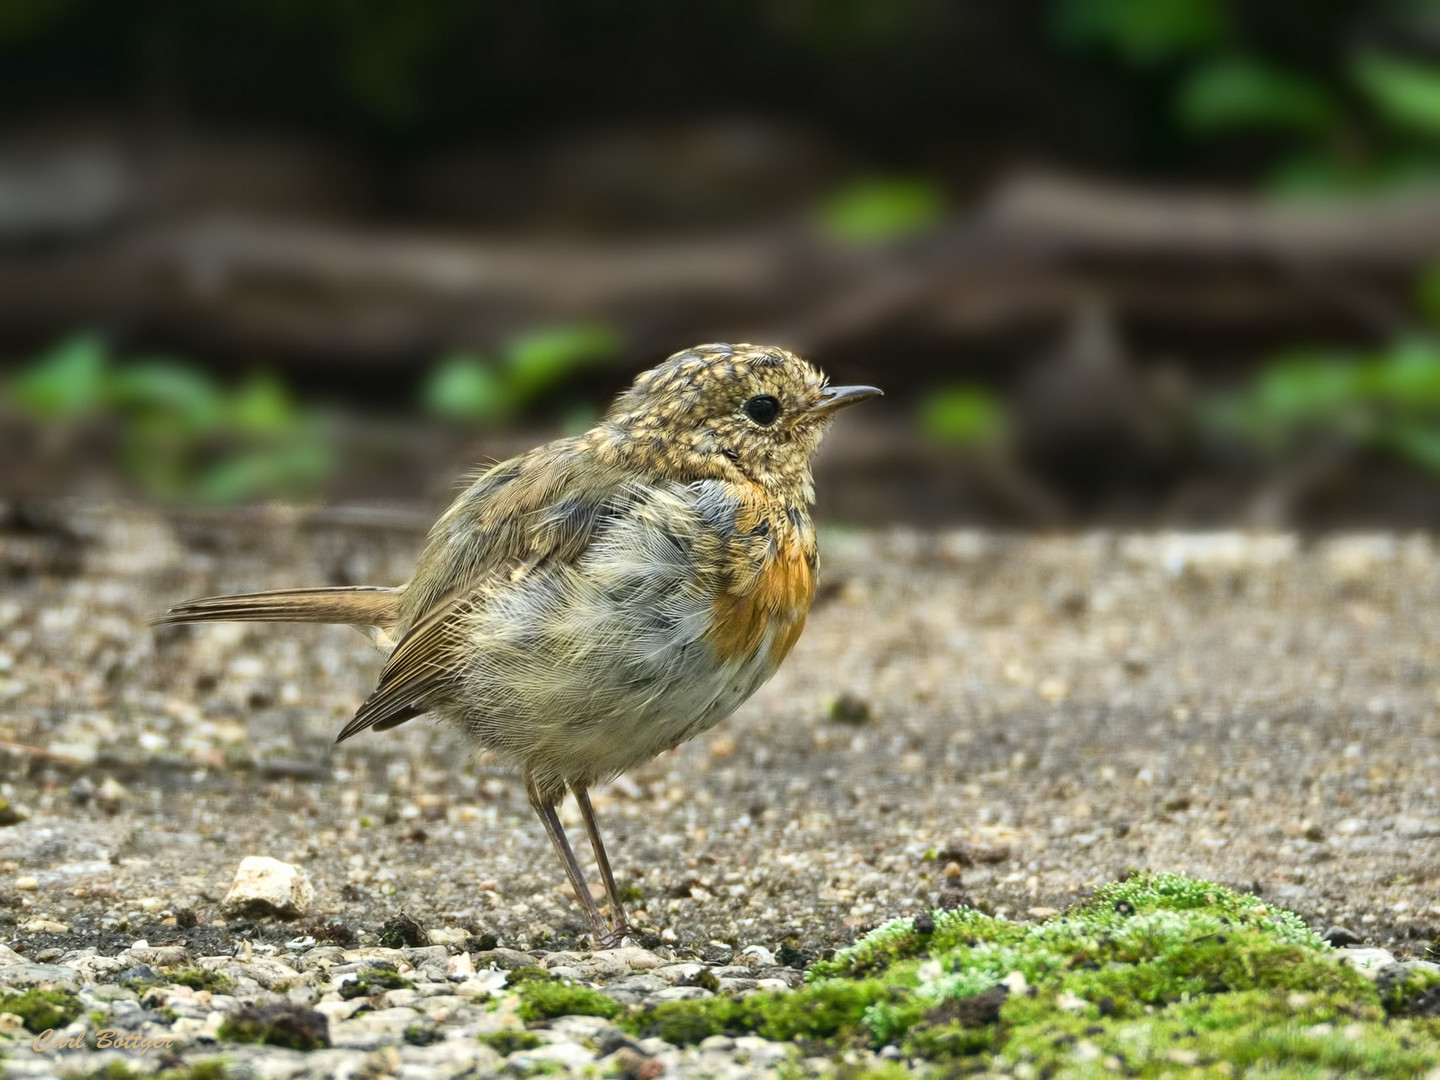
5 173 1440 359
983 173 1440 267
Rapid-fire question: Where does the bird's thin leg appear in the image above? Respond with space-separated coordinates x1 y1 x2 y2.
525 777 609 947
573 785 630 946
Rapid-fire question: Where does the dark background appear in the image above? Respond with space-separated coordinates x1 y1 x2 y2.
5 0 1440 527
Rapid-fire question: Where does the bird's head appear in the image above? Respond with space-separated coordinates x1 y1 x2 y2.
596 343 881 500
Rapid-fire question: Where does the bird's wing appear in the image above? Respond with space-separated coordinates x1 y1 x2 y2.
335 441 637 742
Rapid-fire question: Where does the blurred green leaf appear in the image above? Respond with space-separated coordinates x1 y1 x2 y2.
1370 338 1440 407
1179 56 1338 133
503 324 619 402
195 442 334 505
1252 355 1362 418
107 361 227 432
820 177 944 244
7 333 108 419
1388 420 1440 472
1204 333 1440 472
1051 0 1227 65
421 354 509 421
1264 149 1440 199
1355 52 1440 138
919 386 1006 445
229 372 301 434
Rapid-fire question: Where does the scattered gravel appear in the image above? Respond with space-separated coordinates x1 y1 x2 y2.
0 505 1438 1074
1 938 838 1078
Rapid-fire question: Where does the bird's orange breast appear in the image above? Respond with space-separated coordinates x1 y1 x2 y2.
704 512 816 670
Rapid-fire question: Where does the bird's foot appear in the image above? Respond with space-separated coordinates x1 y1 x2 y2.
594 921 633 951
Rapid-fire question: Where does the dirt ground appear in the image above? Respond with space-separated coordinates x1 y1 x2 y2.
0 504 1437 962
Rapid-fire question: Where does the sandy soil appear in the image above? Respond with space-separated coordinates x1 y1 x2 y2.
0 505 1436 961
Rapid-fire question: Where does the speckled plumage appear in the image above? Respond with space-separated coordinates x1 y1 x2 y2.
158 343 879 946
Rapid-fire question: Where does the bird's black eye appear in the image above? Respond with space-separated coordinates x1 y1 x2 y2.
743 394 781 426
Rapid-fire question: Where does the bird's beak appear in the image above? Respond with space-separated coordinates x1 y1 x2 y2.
811 384 883 416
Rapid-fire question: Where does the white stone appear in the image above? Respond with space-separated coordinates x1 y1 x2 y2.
739 944 776 967
1333 947 1398 979
222 856 314 918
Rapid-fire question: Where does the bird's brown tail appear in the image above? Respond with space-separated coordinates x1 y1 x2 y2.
154 586 402 628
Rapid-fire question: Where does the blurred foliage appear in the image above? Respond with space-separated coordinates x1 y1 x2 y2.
1052 0 1440 195
5 334 333 503
1178 57 1339 135
1052 0 1228 66
1418 263 1440 325
1355 51 1440 138
421 324 619 424
818 178 945 245
918 386 1007 447
1204 335 1440 473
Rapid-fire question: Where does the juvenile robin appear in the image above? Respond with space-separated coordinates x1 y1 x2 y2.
157 343 880 947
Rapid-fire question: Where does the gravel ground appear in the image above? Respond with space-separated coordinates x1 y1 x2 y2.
0 504 1438 1075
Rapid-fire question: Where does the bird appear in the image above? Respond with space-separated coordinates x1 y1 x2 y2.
155 343 880 947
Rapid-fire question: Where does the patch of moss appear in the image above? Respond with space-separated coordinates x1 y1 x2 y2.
0 797 25 826
505 964 555 985
509 1062 563 1078
618 872 1440 1075
479 1028 544 1055
631 998 730 1045
217 1003 329 1050
625 979 888 1046
516 979 623 1022
1382 964 1440 1017
404 1019 444 1045
170 967 234 994
0 988 81 1031
995 986 1439 1076
80 1061 230 1080
338 966 412 999
377 911 428 948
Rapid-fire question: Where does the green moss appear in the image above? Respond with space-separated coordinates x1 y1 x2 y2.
516 979 623 1022
338 966 411 999
505 964 555 984
170 967 234 994
997 987 1438 1077
404 1020 444 1045
0 988 81 1031
1382 964 1440 1016
631 998 731 1045
217 1005 329 1050
70 1062 230 1080
479 1028 544 1054
625 980 888 1046
156 1064 229 1080
615 872 1440 1075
